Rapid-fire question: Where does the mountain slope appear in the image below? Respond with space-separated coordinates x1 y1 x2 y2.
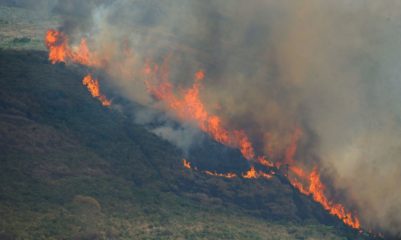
0 49 374 239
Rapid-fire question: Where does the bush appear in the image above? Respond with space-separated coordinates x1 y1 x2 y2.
72 195 101 211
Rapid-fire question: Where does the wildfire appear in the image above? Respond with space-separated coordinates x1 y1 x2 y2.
182 159 237 178
282 131 361 229
45 29 111 107
144 64 257 160
45 29 67 64
182 159 272 180
183 159 191 169
45 28 362 232
242 165 273 179
82 74 111 106
243 166 257 179
308 168 360 229
257 156 275 168
45 29 100 67
275 127 303 169
284 127 302 165
205 170 237 179
288 167 360 229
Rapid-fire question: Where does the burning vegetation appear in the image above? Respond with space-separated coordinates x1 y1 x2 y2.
82 74 111 107
44 28 362 232
144 63 256 161
45 29 100 67
45 29 110 107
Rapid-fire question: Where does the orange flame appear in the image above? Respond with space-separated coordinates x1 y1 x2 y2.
45 29 67 64
284 127 302 165
289 178 310 195
45 29 362 231
45 29 100 67
182 159 271 180
308 168 360 229
289 167 360 229
257 156 274 168
284 132 361 229
82 74 111 106
183 159 191 169
275 126 303 169
205 170 237 179
145 65 256 160
182 159 237 178
243 165 273 179
242 166 257 179
45 29 110 106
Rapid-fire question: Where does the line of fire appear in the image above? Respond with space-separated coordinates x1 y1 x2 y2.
45 28 378 236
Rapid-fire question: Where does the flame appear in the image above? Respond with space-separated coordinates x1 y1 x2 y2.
45 29 100 67
290 165 307 178
205 170 237 179
242 166 257 179
275 127 303 169
280 127 360 229
289 178 310 195
284 127 302 165
45 29 110 106
183 159 191 169
45 29 67 64
288 167 360 229
82 74 111 106
285 136 361 229
257 156 274 168
45 29 362 232
243 165 273 180
284 133 361 229
182 160 271 180
308 168 360 229
145 64 256 160
182 159 237 178
139 56 360 230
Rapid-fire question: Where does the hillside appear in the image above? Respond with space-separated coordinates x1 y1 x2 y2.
0 48 375 240
0 3 386 240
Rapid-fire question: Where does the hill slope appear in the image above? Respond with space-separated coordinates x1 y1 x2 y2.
0 49 377 240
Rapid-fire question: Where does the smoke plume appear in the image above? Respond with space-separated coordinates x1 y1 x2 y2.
23 0 401 235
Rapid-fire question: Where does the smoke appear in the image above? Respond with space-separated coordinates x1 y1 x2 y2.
134 107 202 153
274 1 401 234
22 0 401 235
